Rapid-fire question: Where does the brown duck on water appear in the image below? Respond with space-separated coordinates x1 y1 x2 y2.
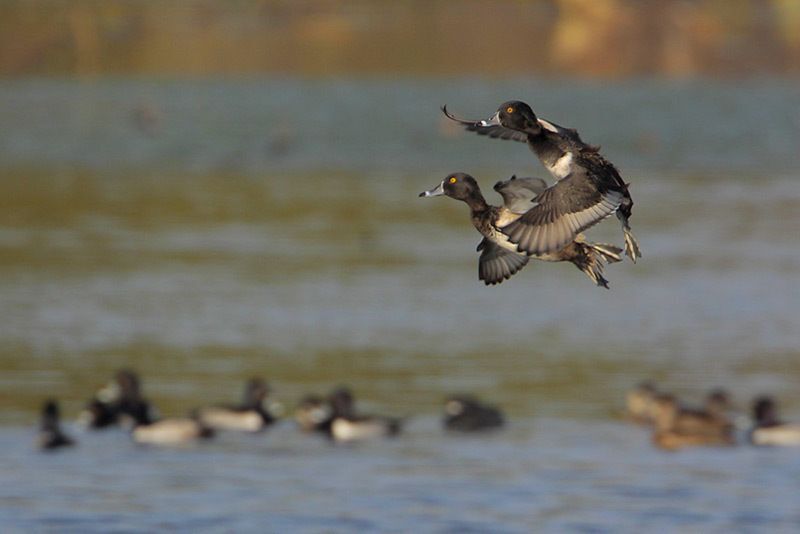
650 393 735 451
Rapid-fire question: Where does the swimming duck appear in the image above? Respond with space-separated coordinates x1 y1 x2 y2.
109 369 157 427
194 378 278 433
326 387 402 443
651 394 735 450
749 396 800 446
94 371 214 446
625 381 659 425
420 172 623 287
442 102 641 263
443 395 505 432
38 399 75 450
78 369 156 429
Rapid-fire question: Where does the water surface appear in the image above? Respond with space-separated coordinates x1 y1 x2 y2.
1 78 799 531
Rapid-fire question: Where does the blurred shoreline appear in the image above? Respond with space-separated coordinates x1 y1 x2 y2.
2 0 800 78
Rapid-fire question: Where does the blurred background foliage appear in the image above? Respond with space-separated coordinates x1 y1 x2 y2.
2 0 799 78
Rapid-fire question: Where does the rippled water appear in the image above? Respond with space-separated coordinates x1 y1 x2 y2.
1 78 799 531
4 419 800 532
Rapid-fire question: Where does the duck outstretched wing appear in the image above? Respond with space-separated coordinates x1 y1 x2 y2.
442 106 529 143
493 175 549 214
477 238 529 285
501 169 623 256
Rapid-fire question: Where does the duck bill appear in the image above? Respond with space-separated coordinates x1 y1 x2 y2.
419 181 445 197
479 111 501 127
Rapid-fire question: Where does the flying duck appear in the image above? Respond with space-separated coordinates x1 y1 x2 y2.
442 101 641 263
420 172 623 287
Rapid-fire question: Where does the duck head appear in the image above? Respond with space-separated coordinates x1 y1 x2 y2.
419 172 485 202
97 369 142 404
481 101 540 135
243 378 269 406
444 395 479 417
41 399 61 431
752 396 779 426
328 386 356 419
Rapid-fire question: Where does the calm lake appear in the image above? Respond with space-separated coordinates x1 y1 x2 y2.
1 78 799 532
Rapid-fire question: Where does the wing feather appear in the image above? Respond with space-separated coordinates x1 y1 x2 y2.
442 106 529 143
501 169 624 256
477 238 530 285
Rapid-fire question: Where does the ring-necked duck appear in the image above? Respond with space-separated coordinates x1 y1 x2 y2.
420 173 623 287
443 395 505 432
326 387 401 443
651 394 735 450
78 369 157 429
38 399 74 450
442 102 641 263
194 378 279 433
749 396 800 446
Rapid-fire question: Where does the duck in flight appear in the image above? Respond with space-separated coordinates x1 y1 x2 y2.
420 173 622 287
442 101 641 263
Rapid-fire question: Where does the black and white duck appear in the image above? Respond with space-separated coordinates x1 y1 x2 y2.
78 369 157 430
194 378 279 433
443 395 505 432
749 396 800 447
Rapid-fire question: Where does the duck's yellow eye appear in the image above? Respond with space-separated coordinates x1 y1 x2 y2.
449 176 457 184
506 106 514 114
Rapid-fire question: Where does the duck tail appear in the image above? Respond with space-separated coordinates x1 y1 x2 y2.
573 241 623 289
616 204 641 264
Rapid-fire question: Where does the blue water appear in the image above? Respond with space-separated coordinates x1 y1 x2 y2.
3 419 800 533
